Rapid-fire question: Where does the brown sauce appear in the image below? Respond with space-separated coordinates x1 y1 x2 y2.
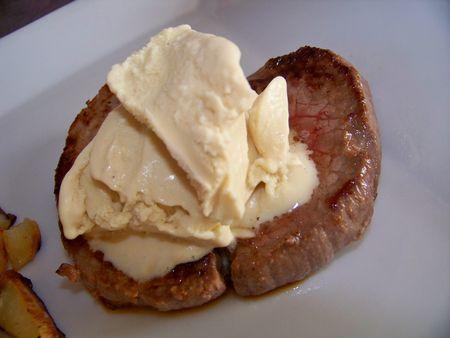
242 278 308 302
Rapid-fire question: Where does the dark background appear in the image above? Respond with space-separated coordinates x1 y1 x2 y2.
0 0 73 38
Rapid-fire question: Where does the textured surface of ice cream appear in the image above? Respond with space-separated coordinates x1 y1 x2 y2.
58 25 318 281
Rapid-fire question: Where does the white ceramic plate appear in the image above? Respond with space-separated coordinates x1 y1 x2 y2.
0 1 449 337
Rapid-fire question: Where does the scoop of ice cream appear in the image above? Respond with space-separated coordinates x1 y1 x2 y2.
58 25 318 281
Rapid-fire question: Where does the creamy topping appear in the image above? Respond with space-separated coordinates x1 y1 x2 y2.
87 231 212 281
107 25 256 222
58 25 318 282
59 107 233 247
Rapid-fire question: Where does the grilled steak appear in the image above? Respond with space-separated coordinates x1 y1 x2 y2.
231 47 380 295
54 86 227 311
54 47 380 309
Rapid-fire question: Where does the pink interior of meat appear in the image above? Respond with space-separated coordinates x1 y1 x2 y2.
287 75 359 201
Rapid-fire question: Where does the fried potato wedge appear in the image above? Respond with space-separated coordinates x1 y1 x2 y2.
0 207 16 230
0 270 64 337
0 231 7 273
4 219 41 271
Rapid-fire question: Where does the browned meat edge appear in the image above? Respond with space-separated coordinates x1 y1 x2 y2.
231 46 381 295
54 46 380 308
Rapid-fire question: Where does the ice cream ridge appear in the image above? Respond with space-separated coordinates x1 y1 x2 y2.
58 25 319 281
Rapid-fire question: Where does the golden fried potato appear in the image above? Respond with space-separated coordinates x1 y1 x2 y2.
0 270 64 337
0 207 16 230
4 218 41 271
0 231 8 273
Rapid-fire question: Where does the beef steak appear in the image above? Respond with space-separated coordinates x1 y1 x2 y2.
231 47 381 295
54 46 380 308
54 86 227 311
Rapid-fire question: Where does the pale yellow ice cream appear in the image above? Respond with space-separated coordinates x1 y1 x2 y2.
58 25 318 281
106 25 256 223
